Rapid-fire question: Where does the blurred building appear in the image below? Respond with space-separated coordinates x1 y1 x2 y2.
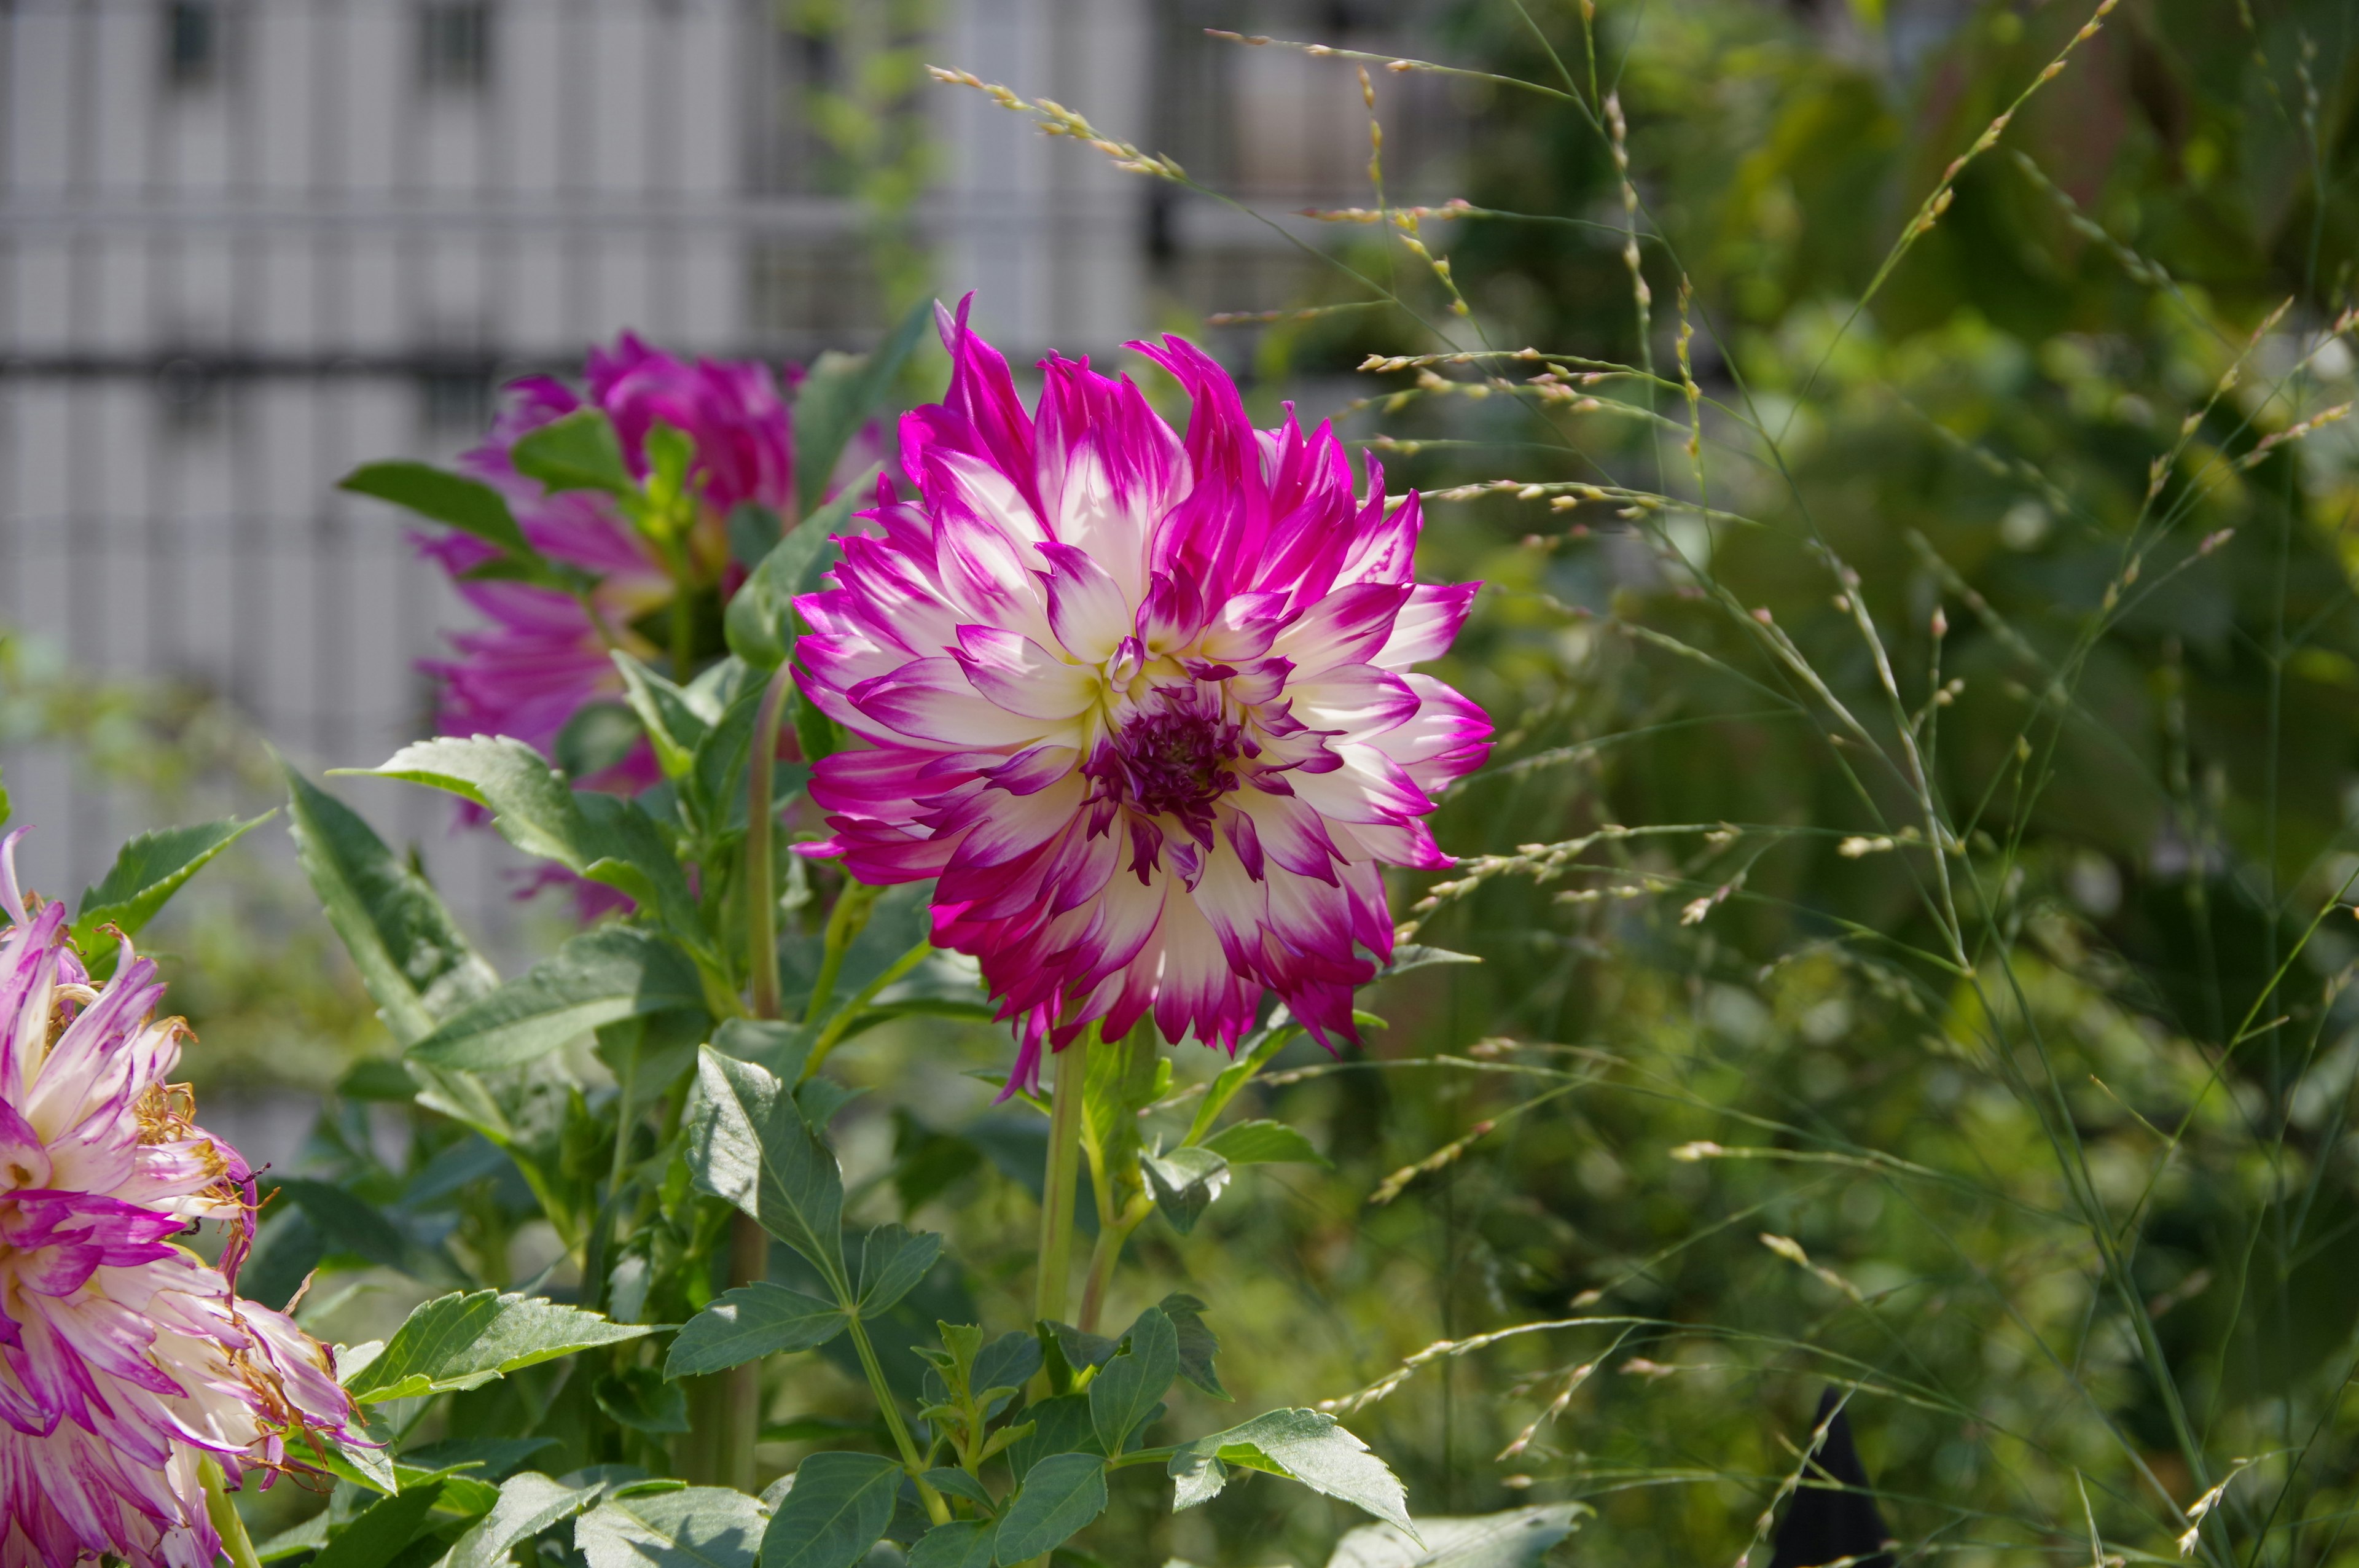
0 0 1453 935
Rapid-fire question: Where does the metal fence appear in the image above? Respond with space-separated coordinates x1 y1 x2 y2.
0 0 1453 943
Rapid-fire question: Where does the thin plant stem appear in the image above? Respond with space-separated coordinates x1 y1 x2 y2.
199 1457 263 1568
845 1314 953 1526
1079 1196 1152 1336
1036 1026 1094 1329
745 666 793 1021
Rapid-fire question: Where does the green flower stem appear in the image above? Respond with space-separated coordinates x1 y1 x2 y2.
845 1314 953 1526
198 1457 262 1568
799 940 931 1084
1078 1194 1152 1336
745 665 794 1021
1035 1026 1094 1330
805 881 883 1026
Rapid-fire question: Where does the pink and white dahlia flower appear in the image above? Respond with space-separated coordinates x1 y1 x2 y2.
795 301 1490 1092
420 333 800 794
0 833 353 1568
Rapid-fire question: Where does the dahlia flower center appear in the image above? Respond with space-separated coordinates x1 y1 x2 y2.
1101 691 1242 824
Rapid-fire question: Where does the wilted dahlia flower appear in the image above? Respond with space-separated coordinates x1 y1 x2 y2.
420 333 799 793
796 301 1490 1092
0 833 352 1567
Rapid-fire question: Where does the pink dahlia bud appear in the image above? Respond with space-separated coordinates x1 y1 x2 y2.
0 832 354 1566
794 298 1492 1093
420 334 800 794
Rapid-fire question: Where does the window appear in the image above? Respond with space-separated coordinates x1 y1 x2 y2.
418 1 490 91
164 0 220 89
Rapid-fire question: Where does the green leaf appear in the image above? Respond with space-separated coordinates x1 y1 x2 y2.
1202 1120 1332 1168
971 1331 1043 1414
267 1177 436 1278
760 1451 903 1568
282 760 498 1045
512 408 633 496
558 701 646 782
730 502 784 568
1157 1293 1229 1401
687 1047 848 1289
401 1437 558 1481
348 735 702 937
793 295 934 521
1089 1307 1179 1456
597 1366 692 1433
437 1472 604 1568
856 1224 944 1317
666 1282 846 1378
254 1511 332 1563
711 1018 816 1083
340 461 532 557
1184 1020 1302 1146
1166 1410 1413 1534
920 1470 996 1511
342 1289 654 1403
72 814 270 951
1324 1504 1586 1568
907 1520 998 1568
725 477 870 671
408 926 706 1071
992 1452 1108 1564
613 653 716 780
577 1487 769 1568
1006 1393 1099 1480
1142 1146 1230 1235
308 1480 450 1568
1380 945 1483 978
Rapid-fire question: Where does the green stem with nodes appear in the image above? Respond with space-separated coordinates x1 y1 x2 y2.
845 1315 953 1526
1035 1025 1094 1330
199 1457 263 1568
681 665 796 1491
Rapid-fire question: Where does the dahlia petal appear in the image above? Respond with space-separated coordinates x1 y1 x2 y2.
953 628 1103 720
850 660 1071 749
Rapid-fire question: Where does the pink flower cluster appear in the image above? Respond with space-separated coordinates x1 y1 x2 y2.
796 302 1490 1091
0 834 352 1568
419 333 799 795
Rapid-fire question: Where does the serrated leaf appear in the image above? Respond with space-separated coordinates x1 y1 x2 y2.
920 1470 995 1511
73 814 270 952
1157 1293 1229 1401
577 1487 769 1568
856 1225 944 1317
907 1520 998 1568
993 1452 1108 1564
1184 1019 1302 1147
597 1366 691 1433
342 1289 653 1403
666 1283 845 1378
348 735 702 938
725 478 870 670
310 1480 451 1568
557 700 646 782
340 461 532 556
1006 1394 1099 1480
760 1452 902 1568
1201 1120 1331 1169
688 1047 847 1289
1326 1504 1585 1568
971 1331 1042 1416
794 295 933 521
1089 1307 1178 1456
1142 1146 1230 1235
282 761 498 1045
513 407 633 496
402 1437 558 1481
267 1176 439 1278
613 653 715 780
408 926 706 1071
1166 1410 1412 1534
436 1472 603 1568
